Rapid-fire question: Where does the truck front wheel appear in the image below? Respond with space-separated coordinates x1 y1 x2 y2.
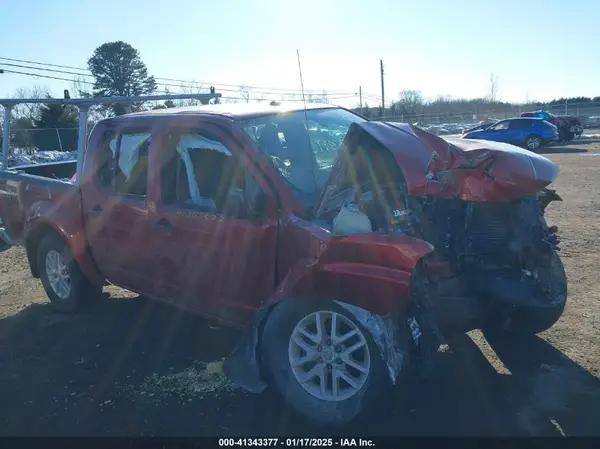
261 299 391 428
37 232 101 314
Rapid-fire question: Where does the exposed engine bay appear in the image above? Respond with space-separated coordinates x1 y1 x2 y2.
313 135 565 334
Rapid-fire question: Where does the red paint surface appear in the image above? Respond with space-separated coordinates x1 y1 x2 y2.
318 122 558 212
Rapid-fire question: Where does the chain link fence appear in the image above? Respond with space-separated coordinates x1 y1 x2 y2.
0 127 78 168
4 127 78 153
371 100 600 130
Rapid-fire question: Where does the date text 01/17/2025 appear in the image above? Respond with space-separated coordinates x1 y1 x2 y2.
218 438 376 447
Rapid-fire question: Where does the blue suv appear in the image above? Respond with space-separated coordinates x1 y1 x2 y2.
462 117 559 152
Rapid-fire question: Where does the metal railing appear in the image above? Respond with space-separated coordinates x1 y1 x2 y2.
1 92 222 177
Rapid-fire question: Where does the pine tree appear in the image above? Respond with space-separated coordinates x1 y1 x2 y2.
88 41 157 115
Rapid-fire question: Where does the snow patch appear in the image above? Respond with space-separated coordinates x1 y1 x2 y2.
0 148 76 170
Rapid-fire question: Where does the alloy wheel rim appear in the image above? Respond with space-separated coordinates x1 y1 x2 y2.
45 249 71 299
288 310 370 402
528 137 541 150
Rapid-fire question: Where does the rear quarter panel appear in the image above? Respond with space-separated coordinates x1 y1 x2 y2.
0 172 103 285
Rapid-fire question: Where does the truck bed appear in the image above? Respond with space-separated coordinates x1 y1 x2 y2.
0 168 81 247
10 160 76 180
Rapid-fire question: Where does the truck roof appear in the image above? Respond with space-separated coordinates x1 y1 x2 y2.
125 102 339 121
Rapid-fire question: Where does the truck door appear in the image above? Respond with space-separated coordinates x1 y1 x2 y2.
148 122 278 327
81 125 156 294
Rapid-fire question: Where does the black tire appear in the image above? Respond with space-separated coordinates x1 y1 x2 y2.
261 299 392 428
523 134 543 152
37 232 102 314
484 251 567 336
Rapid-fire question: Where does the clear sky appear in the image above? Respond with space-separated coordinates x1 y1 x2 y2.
0 0 598 107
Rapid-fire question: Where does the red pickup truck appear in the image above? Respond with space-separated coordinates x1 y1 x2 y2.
0 100 567 427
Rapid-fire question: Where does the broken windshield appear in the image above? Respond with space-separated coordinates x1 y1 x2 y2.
238 107 366 208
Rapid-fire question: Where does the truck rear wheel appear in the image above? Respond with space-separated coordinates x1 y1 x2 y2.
261 299 391 428
37 232 101 314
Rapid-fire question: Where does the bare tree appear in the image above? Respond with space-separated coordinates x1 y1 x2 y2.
69 76 110 122
12 85 50 121
239 85 252 103
175 82 205 107
174 82 220 106
307 90 329 104
281 93 299 103
70 76 92 98
487 72 500 103
393 89 424 118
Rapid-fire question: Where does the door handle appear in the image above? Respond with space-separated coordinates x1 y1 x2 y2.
89 205 103 217
152 219 174 233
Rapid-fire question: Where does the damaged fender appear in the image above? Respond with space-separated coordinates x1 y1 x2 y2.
537 187 562 211
223 302 274 394
223 299 410 393
223 219 432 393
334 301 407 384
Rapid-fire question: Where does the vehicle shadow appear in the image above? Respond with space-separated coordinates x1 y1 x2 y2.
480 331 600 437
0 293 598 437
538 147 588 154
571 138 600 144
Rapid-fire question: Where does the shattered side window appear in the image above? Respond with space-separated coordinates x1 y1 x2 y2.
161 130 267 219
97 130 151 196
97 133 118 187
108 131 152 197
117 133 152 179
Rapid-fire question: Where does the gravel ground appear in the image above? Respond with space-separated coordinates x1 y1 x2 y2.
0 138 599 437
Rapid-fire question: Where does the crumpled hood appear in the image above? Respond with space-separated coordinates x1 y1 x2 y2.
317 121 558 210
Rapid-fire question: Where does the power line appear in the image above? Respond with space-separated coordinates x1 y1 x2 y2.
0 62 95 79
0 68 357 103
0 56 88 72
1 68 94 85
0 56 355 95
0 62 357 98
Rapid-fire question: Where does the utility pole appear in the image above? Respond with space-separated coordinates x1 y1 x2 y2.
380 60 385 118
0 70 7 168
359 86 363 114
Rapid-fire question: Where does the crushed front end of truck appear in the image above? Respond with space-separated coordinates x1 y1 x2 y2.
312 122 566 334
224 119 567 427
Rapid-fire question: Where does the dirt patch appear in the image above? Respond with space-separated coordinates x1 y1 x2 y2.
131 358 241 403
0 142 599 436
